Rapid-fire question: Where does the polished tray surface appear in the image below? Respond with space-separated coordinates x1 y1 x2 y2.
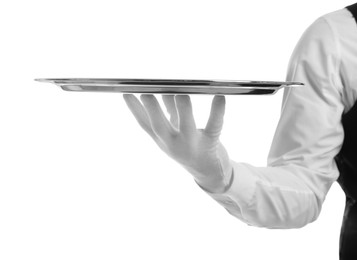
35 78 304 95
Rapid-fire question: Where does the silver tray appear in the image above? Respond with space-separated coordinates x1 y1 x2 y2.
35 78 304 95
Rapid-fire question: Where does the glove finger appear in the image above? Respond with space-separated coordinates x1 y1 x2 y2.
175 95 196 134
162 95 179 129
140 94 176 140
123 94 158 140
205 95 225 138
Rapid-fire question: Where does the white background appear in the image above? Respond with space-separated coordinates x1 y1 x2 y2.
0 0 353 259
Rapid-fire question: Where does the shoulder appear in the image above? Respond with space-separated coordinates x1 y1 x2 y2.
295 8 355 53
289 8 353 69
321 8 355 32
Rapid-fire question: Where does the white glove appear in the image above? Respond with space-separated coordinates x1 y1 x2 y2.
123 94 233 193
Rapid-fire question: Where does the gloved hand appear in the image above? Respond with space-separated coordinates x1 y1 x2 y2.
123 94 233 193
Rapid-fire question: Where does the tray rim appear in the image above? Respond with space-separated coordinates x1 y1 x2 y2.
35 78 304 88
35 78 304 95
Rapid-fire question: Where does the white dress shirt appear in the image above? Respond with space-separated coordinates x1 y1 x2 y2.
203 8 357 229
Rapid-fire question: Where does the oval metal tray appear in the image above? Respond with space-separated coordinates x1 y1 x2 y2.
35 78 304 95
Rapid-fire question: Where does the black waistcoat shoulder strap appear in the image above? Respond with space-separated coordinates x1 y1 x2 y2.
347 3 357 24
334 4 357 259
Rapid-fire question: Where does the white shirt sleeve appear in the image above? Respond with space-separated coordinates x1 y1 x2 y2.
203 16 345 229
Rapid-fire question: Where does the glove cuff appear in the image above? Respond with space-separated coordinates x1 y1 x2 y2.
195 167 234 194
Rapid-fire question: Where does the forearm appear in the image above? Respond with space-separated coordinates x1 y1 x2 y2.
202 161 335 229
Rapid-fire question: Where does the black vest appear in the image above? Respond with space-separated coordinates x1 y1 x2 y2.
334 4 357 259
